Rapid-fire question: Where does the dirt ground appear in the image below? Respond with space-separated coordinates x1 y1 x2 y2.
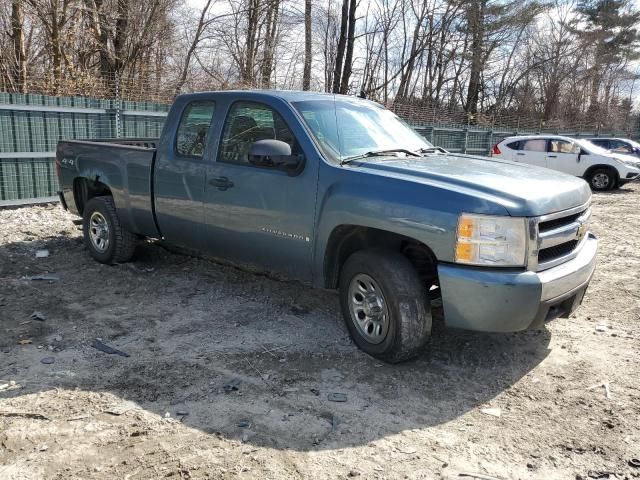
1 184 639 480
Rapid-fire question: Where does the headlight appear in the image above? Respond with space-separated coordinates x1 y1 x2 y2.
615 157 640 168
455 214 527 266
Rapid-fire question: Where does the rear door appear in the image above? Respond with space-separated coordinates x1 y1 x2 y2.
546 138 582 175
513 138 548 168
153 99 216 250
202 96 320 282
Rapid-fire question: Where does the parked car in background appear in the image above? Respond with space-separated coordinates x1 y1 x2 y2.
587 137 640 158
491 135 640 191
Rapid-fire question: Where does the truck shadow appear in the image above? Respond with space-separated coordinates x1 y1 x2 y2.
593 186 636 195
1 235 551 452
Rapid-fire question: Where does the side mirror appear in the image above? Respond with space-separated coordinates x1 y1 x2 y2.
578 148 588 162
248 139 304 175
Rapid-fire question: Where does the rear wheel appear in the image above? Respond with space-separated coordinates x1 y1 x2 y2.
339 249 432 363
82 196 137 264
587 168 615 191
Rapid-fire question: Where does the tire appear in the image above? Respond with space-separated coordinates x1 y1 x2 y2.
82 196 137 264
339 249 432 363
587 168 615 191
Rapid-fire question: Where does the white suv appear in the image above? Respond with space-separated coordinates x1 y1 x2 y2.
491 135 640 191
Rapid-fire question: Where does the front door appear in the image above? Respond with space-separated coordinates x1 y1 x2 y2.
546 139 581 175
203 99 319 282
515 138 548 168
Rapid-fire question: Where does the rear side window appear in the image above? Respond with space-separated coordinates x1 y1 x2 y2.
506 141 521 150
176 101 216 157
521 139 546 152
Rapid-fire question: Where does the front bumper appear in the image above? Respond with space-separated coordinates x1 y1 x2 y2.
437 233 598 332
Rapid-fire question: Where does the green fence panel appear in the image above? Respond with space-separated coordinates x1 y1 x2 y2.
0 111 13 153
13 111 31 152
0 160 19 200
44 112 60 151
17 161 36 199
34 159 56 196
30 111 47 152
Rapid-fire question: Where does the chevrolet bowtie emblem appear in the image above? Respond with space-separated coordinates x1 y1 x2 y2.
576 222 587 241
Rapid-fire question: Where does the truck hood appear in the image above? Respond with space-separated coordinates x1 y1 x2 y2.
350 153 591 217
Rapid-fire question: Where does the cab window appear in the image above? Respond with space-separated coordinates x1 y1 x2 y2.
219 101 297 165
175 101 216 157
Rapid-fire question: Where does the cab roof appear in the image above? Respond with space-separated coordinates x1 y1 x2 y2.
176 89 381 106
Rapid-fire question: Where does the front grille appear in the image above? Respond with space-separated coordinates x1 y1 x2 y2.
538 211 584 233
538 240 578 263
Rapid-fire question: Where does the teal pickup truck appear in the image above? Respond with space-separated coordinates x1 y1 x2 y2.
56 90 598 362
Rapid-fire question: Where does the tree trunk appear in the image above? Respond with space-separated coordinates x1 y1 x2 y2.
465 0 485 114
243 0 260 85
260 0 280 88
332 0 349 93
338 0 356 94
302 0 312 90
10 0 27 92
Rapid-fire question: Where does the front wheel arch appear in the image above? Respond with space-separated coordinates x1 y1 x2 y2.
323 225 438 290
583 165 618 191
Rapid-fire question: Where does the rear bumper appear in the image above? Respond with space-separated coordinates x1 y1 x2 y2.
437 233 597 332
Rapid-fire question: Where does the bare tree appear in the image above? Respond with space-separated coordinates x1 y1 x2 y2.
302 0 312 90
9 0 27 92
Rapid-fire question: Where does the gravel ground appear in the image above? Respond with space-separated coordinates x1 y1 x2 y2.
1 184 639 480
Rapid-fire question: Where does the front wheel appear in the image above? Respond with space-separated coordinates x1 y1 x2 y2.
339 249 432 363
587 169 615 191
82 196 137 264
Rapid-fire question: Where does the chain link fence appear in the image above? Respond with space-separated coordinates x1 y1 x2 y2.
1 82 639 204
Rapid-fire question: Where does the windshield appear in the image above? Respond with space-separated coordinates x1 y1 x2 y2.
620 138 640 150
292 97 433 162
575 138 610 155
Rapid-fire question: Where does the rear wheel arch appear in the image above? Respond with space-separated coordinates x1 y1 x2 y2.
323 225 438 290
73 177 112 216
82 196 137 264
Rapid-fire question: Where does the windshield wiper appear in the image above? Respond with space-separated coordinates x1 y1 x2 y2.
340 148 421 165
415 146 448 154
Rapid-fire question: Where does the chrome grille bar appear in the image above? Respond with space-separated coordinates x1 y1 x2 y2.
527 201 591 272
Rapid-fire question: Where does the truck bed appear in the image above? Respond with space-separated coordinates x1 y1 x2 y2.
56 138 161 238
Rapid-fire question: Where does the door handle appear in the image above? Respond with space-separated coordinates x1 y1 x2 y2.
209 176 234 190
516 152 525 155
547 154 557 158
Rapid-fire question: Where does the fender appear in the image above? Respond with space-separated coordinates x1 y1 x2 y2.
311 167 510 288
